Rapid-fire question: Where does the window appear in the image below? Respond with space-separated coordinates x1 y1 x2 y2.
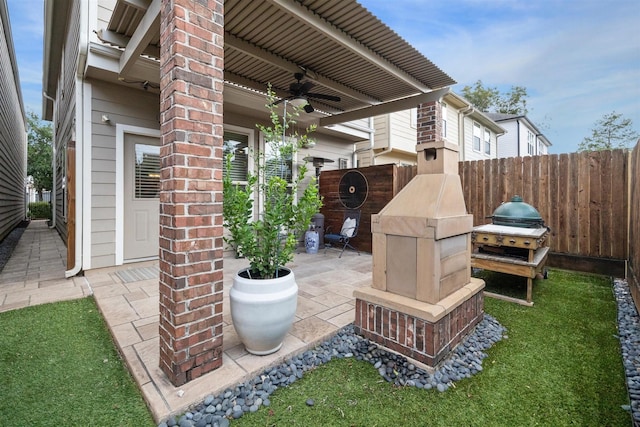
441 103 447 139
338 158 348 169
223 131 250 184
264 138 293 184
484 129 491 155
134 144 160 198
538 140 544 154
473 122 481 151
527 131 535 155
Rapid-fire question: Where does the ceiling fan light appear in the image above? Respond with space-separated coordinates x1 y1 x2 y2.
289 96 308 108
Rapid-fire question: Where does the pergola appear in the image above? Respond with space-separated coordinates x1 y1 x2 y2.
44 0 458 386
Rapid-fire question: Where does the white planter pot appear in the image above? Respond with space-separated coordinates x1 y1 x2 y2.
229 267 298 355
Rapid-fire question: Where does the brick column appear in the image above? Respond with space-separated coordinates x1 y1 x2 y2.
158 0 224 386
416 101 442 145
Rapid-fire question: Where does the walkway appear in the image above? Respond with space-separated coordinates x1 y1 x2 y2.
0 220 90 311
0 220 373 423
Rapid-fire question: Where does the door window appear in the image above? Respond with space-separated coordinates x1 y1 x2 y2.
134 144 160 199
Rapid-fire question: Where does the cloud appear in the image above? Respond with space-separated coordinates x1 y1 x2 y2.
361 0 640 153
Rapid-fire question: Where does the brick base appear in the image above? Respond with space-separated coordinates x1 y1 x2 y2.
354 291 484 367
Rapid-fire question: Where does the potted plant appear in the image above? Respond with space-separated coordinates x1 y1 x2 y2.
223 85 322 355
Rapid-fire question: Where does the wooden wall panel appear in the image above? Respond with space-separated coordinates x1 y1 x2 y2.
320 164 402 254
320 149 635 274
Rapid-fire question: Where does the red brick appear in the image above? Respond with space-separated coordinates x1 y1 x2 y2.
389 310 397 341
398 313 406 345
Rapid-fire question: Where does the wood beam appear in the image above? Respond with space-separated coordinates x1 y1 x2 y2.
119 0 160 78
320 88 450 127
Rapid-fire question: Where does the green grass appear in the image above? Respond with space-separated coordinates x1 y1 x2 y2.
0 271 629 426
233 269 630 427
0 297 154 426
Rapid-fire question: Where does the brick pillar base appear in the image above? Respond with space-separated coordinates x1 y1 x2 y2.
158 0 225 386
354 291 484 367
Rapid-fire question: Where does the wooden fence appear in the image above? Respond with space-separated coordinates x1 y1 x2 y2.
628 143 640 309
458 149 629 272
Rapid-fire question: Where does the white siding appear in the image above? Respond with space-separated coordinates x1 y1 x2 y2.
373 114 390 149
442 103 459 146
496 121 520 158
0 2 27 239
388 110 416 152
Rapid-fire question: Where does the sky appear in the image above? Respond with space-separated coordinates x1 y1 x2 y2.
7 0 640 154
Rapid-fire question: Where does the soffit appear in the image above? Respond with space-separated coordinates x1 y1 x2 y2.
97 0 456 121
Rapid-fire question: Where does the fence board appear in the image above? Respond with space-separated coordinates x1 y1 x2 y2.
547 155 559 250
483 159 493 224
520 157 538 211
611 149 628 259
459 149 629 261
569 152 582 254
600 151 612 258
628 142 640 310
589 151 602 256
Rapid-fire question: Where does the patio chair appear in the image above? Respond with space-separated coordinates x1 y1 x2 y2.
324 209 361 258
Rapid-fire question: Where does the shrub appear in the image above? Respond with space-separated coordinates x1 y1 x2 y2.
28 202 51 220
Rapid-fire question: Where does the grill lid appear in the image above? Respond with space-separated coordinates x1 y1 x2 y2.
491 195 545 228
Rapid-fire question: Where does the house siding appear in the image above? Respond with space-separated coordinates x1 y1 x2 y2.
52 0 81 245
89 79 160 268
496 121 519 158
442 104 459 146
373 114 390 149
0 2 27 240
388 110 416 152
463 118 498 162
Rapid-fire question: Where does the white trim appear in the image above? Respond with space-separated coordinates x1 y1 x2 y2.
82 82 92 270
115 125 161 265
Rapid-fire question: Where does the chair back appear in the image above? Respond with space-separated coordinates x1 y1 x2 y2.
341 209 361 239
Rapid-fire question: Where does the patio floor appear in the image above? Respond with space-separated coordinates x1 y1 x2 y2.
0 220 373 422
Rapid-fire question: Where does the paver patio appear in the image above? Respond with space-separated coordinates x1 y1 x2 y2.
0 220 373 422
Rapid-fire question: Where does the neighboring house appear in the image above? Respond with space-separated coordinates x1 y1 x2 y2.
485 113 551 158
0 0 27 241
43 0 456 275
356 91 505 166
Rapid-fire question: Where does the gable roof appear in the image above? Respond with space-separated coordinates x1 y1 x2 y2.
44 0 456 123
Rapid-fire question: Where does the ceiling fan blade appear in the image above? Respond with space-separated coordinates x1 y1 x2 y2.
307 92 341 102
299 81 314 94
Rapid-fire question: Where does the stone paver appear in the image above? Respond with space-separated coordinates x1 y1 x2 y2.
0 220 89 312
0 220 374 423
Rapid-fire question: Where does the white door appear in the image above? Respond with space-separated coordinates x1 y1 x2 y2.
123 134 160 260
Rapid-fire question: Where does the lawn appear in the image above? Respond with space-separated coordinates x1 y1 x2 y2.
0 270 630 426
0 297 155 426
232 269 630 426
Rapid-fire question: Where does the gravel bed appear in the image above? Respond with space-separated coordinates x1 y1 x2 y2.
160 278 640 427
613 278 640 425
0 220 29 273
158 315 507 427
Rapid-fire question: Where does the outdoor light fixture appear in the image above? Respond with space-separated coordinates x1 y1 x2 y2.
289 96 308 108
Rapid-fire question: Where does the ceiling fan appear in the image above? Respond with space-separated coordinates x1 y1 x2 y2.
275 73 341 113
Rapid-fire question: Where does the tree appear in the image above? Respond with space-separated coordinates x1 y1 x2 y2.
26 111 53 200
578 111 639 152
461 80 529 115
